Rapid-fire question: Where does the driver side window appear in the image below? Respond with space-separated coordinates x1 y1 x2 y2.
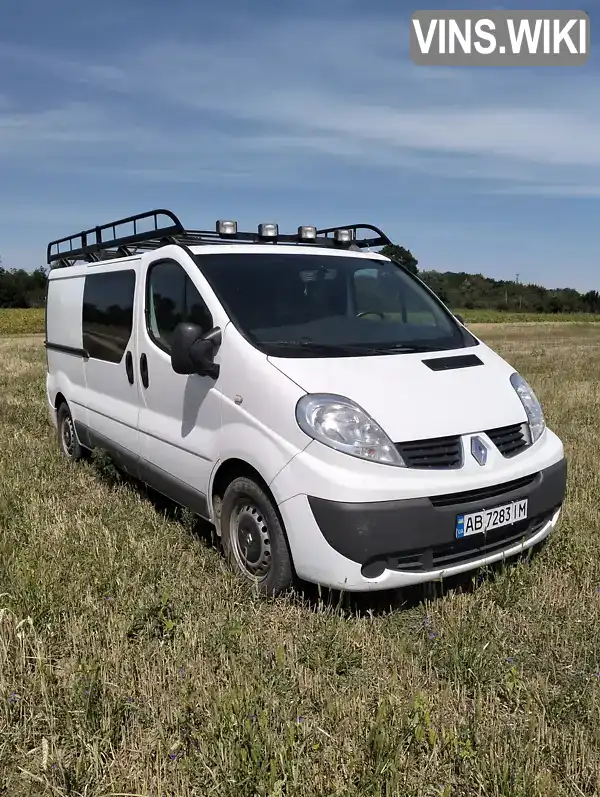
354 268 394 316
353 267 438 326
146 260 213 353
403 283 438 326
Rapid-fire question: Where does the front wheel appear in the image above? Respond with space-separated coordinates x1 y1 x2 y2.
220 476 294 596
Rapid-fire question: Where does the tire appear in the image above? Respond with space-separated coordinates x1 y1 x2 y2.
220 476 294 596
56 402 88 462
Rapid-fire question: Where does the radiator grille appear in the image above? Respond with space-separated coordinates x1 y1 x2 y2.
395 436 463 469
486 423 530 458
429 473 538 508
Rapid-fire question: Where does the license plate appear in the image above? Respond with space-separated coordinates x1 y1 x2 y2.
456 498 528 539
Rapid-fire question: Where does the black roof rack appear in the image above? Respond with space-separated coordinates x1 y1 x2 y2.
315 224 392 250
46 209 393 267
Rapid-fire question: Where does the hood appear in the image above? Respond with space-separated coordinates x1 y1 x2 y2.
268 344 528 442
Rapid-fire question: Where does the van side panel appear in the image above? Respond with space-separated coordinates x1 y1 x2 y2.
45 272 88 430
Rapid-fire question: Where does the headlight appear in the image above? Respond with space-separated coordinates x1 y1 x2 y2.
295 393 405 466
510 372 545 443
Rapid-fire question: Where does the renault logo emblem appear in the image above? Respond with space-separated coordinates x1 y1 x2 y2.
470 436 488 466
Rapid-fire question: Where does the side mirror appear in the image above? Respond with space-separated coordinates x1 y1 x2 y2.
171 322 222 379
455 314 466 326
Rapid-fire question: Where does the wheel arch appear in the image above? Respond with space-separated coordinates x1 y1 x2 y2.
211 457 279 510
210 456 297 571
54 391 68 410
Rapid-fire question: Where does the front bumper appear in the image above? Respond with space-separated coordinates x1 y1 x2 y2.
307 456 566 580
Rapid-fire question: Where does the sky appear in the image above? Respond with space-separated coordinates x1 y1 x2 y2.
0 0 599 293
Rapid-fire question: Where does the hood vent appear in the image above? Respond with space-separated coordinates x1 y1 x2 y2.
422 354 483 371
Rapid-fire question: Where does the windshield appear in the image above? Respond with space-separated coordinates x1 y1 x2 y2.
195 252 477 357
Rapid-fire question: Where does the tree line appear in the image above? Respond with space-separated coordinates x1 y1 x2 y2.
0 248 598 315
0 264 48 309
380 244 600 315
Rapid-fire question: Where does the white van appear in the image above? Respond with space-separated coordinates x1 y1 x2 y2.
44 209 567 595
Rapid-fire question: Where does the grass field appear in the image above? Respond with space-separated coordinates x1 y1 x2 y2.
1 324 600 796
1 306 600 337
0 308 45 335
459 308 600 324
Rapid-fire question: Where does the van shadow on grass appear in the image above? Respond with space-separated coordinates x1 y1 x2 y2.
87 448 545 618
88 447 219 547
288 544 546 619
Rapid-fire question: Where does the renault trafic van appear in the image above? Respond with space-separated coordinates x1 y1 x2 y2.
44 209 567 595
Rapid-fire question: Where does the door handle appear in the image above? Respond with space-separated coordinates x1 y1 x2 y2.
140 353 149 389
125 351 134 385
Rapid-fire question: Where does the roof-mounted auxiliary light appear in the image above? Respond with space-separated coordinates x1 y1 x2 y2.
298 225 317 241
334 228 352 243
216 220 237 236
258 222 278 239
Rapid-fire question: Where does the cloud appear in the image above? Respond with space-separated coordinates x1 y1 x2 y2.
0 11 599 198
489 183 600 197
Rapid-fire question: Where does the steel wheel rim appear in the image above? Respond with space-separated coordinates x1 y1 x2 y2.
61 414 75 457
229 501 272 581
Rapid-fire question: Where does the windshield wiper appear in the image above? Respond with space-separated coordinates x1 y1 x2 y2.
265 340 440 356
266 340 375 355
380 343 441 353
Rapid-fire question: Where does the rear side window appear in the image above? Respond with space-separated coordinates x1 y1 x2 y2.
82 269 136 363
146 259 213 353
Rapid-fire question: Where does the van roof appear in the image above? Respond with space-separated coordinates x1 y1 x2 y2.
46 208 393 270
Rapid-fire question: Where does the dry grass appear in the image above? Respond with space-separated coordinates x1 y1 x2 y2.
1 324 600 796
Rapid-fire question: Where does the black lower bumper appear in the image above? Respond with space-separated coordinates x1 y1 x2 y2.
307 457 567 576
